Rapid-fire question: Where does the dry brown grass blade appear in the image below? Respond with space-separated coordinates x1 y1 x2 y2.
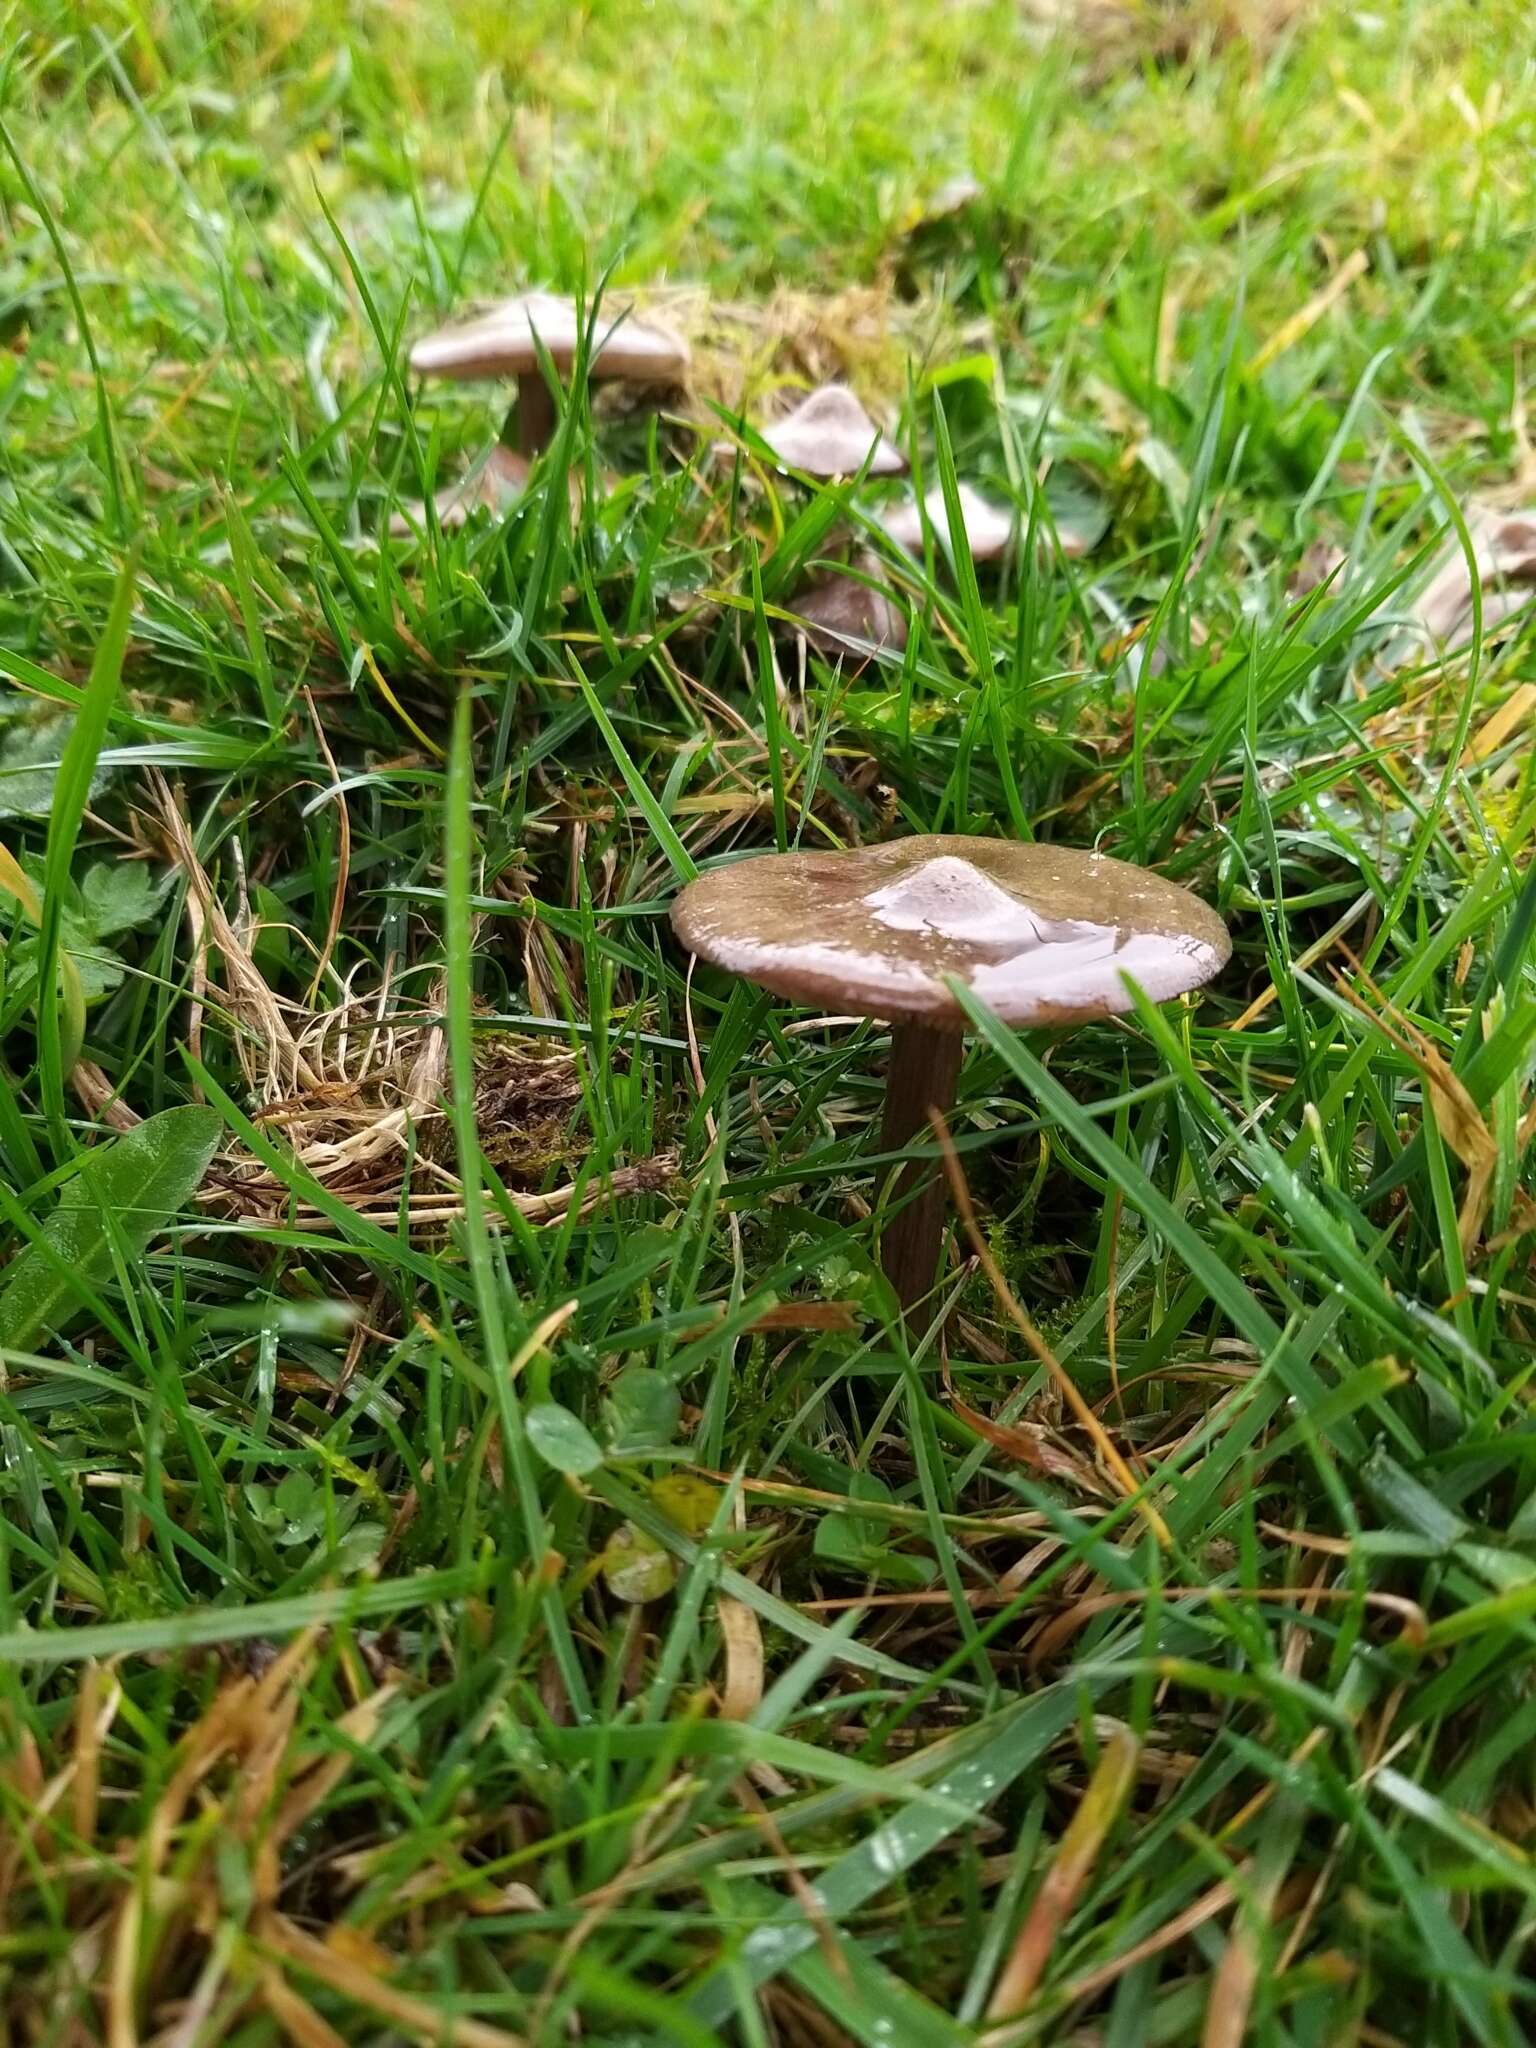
746 1300 859 1333
255 1687 398 1906
733 1775 851 1985
149 770 321 1099
0 1712 49 1930
985 1725 1140 2021
941 1362 1110 1497
1249 248 1368 374
717 1596 764 1720
1203 1855 1295 2048
1464 681 1536 764
217 1152 677 1232
103 1618 323 2043
261 1965 350 2048
931 1110 1169 1544
258 1913 526 2048
1026 1583 1426 1672
1224 890 1371 1034
508 1301 580 1386
70 1663 116 1852
70 1059 141 1131
1064 1866 1246 2002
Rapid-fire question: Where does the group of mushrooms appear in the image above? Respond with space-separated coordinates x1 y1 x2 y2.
400 292 1233 1332
400 289 1030 656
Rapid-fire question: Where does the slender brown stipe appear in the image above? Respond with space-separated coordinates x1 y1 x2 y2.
514 375 558 460
878 1022 965 1328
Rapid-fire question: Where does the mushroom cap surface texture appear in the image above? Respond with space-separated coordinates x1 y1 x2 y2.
760 384 907 478
671 836 1229 1028
410 292 689 383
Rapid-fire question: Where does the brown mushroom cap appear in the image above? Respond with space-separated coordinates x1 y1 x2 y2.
760 385 907 479
409 292 689 383
791 555 909 658
671 835 1229 1029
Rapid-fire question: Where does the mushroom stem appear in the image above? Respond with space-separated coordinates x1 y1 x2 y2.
514 372 558 458
879 1021 965 1331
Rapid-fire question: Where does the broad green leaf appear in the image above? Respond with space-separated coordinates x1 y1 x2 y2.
0 1105 222 1349
78 861 167 939
0 713 111 821
814 1509 937 1589
7 933 124 1002
603 1365 681 1453
526 1399 604 1476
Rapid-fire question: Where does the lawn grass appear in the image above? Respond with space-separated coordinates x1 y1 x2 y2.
2 0 1536 2041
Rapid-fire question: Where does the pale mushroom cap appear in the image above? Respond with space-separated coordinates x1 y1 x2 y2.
926 175 982 217
883 482 1015 562
671 835 1229 1029
409 291 690 383
760 384 907 478
1373 502 1536 665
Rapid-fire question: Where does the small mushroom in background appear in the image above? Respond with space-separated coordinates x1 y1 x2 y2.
1371 503 1536 665
409 290 691 459
1287 540 1347 600
671 835 1228 1331
758 384 907 480
387 443 528 538
883 481 1015 563
883 482 1095 564
386 442 592 539
922 174 983 220
790 552 909 661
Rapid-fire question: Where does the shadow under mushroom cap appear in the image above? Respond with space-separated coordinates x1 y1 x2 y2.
671 835 1229 1028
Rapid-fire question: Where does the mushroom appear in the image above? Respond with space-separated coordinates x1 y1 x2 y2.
387 442 528 537
671 835 1228 1329
759 384 907 480
791 552 909 661
1372 503 1536 666
883 482 1015 562
923 174 982 220
409 290 690 458
883 482 1096 564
